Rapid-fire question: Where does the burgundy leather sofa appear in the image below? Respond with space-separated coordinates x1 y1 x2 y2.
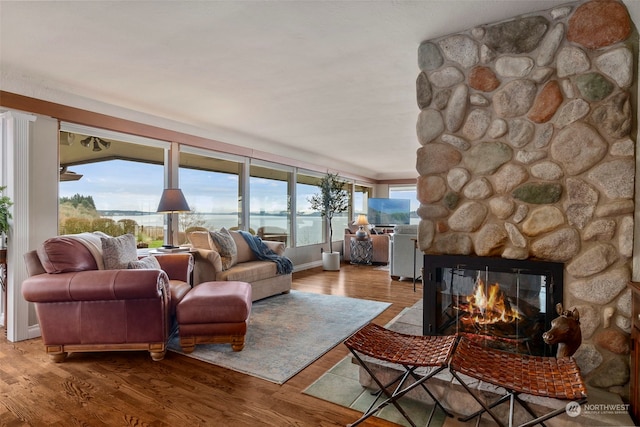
22 235 192 362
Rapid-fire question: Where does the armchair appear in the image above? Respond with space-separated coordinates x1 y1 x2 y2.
389 224 422 280
22 233 193 362
257 226 288 244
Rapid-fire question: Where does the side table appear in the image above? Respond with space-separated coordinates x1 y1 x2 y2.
350 238 372 265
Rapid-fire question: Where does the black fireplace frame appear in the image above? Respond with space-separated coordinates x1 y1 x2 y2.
423 255 564 354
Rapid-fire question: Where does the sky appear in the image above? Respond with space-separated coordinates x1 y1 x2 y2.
60 161 165 212
60 160 320 214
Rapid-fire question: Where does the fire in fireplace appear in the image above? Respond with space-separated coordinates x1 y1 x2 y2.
423 255 563 356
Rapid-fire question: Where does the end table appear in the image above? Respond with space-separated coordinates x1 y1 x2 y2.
350 238 372 265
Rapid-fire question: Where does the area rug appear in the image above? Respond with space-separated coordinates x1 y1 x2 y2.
168 291 391 384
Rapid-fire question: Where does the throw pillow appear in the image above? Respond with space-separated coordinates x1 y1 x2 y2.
209 227 237 270
230 230 253 263
128 256 161 270
188 231 212 250
101 234 138 270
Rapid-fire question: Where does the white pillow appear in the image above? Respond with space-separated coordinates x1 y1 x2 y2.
128 256 161 270
188 231 212 250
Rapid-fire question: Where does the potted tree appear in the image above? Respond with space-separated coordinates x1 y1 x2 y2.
308 172 349 270
0 186 12 259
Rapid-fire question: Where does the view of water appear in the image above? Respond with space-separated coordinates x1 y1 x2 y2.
102 212 420 246
106 213 340 246
109 213 322 230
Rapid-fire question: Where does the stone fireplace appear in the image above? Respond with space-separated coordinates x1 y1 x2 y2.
415 0 635 400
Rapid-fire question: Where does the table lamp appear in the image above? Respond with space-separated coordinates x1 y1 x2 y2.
354 214 369 240
156 188 191 248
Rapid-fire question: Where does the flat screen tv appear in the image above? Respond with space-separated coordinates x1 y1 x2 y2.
367 198 411 226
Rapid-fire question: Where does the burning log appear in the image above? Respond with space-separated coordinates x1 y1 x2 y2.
455 277 540 322
450 276 545 350
467 279 522 324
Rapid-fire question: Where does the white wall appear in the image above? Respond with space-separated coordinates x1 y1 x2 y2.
2 110 60 339
27 115 60 327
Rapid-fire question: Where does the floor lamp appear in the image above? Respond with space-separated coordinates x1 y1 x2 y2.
156 188 191 248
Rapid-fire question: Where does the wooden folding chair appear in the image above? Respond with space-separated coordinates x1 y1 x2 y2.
343 323 457 427
449 336 588 427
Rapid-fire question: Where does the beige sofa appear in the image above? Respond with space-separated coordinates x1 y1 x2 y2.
188 229 292 301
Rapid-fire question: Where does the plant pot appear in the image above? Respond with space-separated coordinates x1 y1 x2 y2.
322 251 341 271
0 248 6 265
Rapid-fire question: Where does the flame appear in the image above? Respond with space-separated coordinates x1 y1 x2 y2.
467 278 521 324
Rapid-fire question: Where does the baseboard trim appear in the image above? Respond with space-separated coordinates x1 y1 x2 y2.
293 260 323 272
27 324 41 340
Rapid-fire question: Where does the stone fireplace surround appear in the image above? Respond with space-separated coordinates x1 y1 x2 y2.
415 0 635 403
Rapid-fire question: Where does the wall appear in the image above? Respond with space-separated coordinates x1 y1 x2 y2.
28 115 60 329
0 111 59 339
416 0 636 398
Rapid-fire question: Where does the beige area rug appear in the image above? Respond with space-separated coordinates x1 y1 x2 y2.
168 291 391 384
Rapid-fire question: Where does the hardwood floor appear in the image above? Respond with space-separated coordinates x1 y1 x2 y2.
0 263 423 426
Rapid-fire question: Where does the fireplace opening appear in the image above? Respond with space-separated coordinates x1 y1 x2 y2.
423 255 563 356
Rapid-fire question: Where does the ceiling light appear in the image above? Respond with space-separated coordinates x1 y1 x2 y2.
80 136 111 151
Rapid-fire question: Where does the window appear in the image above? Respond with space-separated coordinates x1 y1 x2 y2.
353 184 372 219
58 129 167 247
58 125 371 251
333 182 353 237
179 150 242 237
249 162 291 246
296 173 324 246
331 179 351 242
389 185 419 225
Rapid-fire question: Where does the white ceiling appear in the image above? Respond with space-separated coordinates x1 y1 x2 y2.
1 1 638 181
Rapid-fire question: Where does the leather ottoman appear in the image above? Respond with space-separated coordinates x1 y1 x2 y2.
176 281 252 352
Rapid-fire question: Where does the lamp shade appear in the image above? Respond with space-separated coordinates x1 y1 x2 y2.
355 214 369 226
156 188 191 213
354 214 369 240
